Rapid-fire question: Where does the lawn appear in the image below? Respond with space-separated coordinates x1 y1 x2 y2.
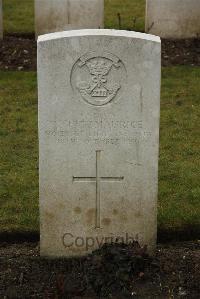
159 67 200 234
0 72 38 232
105 0 145 31
0 68 199 234
3 0 145 34
3 0 35 34
1 0 199 238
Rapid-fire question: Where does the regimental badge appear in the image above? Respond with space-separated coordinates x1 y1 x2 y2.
71 52 126 106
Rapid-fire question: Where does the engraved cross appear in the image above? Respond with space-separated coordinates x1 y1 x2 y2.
73 150 124 228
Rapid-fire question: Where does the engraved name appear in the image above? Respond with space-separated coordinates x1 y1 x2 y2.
44 119 152 145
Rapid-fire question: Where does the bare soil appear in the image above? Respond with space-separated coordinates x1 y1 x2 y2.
162 38 200 67
0 241 200 298
0 34 36 71
0 34 199 71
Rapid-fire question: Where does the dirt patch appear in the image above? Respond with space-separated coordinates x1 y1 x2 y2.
162 38 200 67
0 241 199 298
0 34 199 71
0 34 36 71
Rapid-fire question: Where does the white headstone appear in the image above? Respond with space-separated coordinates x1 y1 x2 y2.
38 29 161 257
35 0 104 37
146 0 200 38
0 0 3 39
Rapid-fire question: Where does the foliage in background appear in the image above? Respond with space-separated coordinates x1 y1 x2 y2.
0 68 199 233
3 0 145 34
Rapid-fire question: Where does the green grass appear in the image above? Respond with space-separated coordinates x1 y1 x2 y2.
105 0 145 31
3 0 35 34
0 68 199 234
1 0 200 236
159 67 200 232
0 72 38 232
3 0 145 34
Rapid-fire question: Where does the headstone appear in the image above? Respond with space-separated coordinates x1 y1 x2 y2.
38 29 161 257
35 0 104 37
0 0 3 39
146 0 200 38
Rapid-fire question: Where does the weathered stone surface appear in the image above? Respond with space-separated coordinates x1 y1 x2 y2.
38 29 161 257
146 0 200 38
35 0 104 37
0 0 3 39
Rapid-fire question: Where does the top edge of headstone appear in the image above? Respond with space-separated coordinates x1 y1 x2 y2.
37 29 161 43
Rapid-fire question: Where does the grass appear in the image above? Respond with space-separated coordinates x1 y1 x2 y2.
3 0 145 34
159 67 200 233
3 0 35 34
0 68 199 234
0 72 38 232
105 0 145 31
1 0 200 237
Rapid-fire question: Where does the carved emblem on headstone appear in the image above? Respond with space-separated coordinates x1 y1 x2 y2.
71 52 126 106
